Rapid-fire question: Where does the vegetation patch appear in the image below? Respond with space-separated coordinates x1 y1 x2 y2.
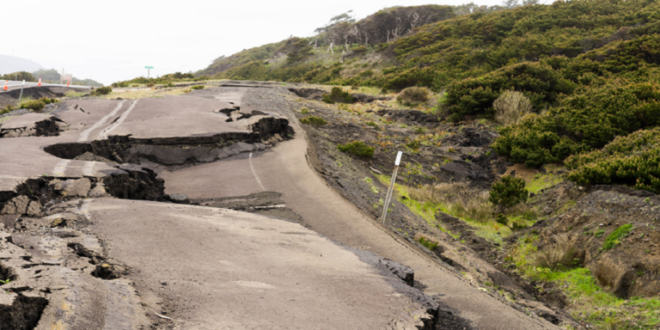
191 85 205 90
493 81 660 168
396 87 430 106
510 235 660 329
91 86 112 96
17 97 60 111
444 63 574 121
493 91 532 126
526 171 564 194
489 176 528 209
601 224 633 252
566 128 660 194
337 141 374 158
322 87 356 104
417 236 438 251
299 116 327 127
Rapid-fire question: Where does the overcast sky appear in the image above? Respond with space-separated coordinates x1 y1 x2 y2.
2 0 507 85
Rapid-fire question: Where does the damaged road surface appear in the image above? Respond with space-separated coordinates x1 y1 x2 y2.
160 84 560 329
0 87 441 329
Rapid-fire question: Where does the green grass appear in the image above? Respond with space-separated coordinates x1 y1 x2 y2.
418 237 438 251
526 172 564 194
299 116 327 127
601 224 633 251
510 236 660 329
337 141 374 158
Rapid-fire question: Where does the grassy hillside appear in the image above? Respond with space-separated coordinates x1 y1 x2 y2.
32 69 104 87
197 41 287 77
197 0 660 189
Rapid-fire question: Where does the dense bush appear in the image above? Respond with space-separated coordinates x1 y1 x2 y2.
397 87 430 106
493 81 660 167
0 71 36 82
566 128 660 193
91 86 112 96
0 105 15 115
299 116 327 127
279 38 313 64
489 175 528 208
493 91 532 126
111 72 208 88
19 100 45 111
196 0 660 97
444 63 575 121
17 97 60 111
322 87 355 104
338 141 375 158
191 85 205 90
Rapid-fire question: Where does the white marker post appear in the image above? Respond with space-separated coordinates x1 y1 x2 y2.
18 80 25 102
381 151 403 224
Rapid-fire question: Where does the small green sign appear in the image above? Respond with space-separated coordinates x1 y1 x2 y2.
145 66 154 69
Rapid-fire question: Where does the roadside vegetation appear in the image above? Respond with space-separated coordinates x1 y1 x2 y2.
200 1 660 328
112 72 210 88
91 86 112 96
509 234 660 329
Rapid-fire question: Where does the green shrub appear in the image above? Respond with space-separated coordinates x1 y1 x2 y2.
338 141 375 158
299 116 327 127
352 46 368 54
1 105 15 115
601 224 633 251
322 87 356 104
38 97 59 105
300 108 309 114
496 213 508 225
417 237 438 251
191 85 205 90
406 140 421 150
397 87 430 106
381 67 437 92
489 175 528 208
444 63 575 121
91 86 112 96
494 80 660 168
566 128 660 193
19 99 46 111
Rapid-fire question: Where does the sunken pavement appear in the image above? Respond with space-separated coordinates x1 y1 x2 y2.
0 84 559 330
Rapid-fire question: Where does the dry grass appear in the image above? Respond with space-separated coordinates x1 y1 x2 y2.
397 87 430 106
493 91 532 126
532 234 582 269
408 183 492 223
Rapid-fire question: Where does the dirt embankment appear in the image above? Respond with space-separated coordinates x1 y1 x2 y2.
285 87 575 327
514 184 660 299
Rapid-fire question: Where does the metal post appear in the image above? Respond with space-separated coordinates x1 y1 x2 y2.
147 68 150 79
381 151 403 224
18 80 25 102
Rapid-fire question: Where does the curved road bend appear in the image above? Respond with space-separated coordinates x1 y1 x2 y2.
161 88 558 330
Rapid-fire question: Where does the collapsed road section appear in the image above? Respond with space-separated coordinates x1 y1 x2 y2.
0 88 446 329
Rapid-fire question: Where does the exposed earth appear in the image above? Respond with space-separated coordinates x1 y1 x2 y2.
0 82 581 330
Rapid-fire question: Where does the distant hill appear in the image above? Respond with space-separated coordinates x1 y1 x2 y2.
32 69 103 87
196 5 464 79
0 55 43 75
